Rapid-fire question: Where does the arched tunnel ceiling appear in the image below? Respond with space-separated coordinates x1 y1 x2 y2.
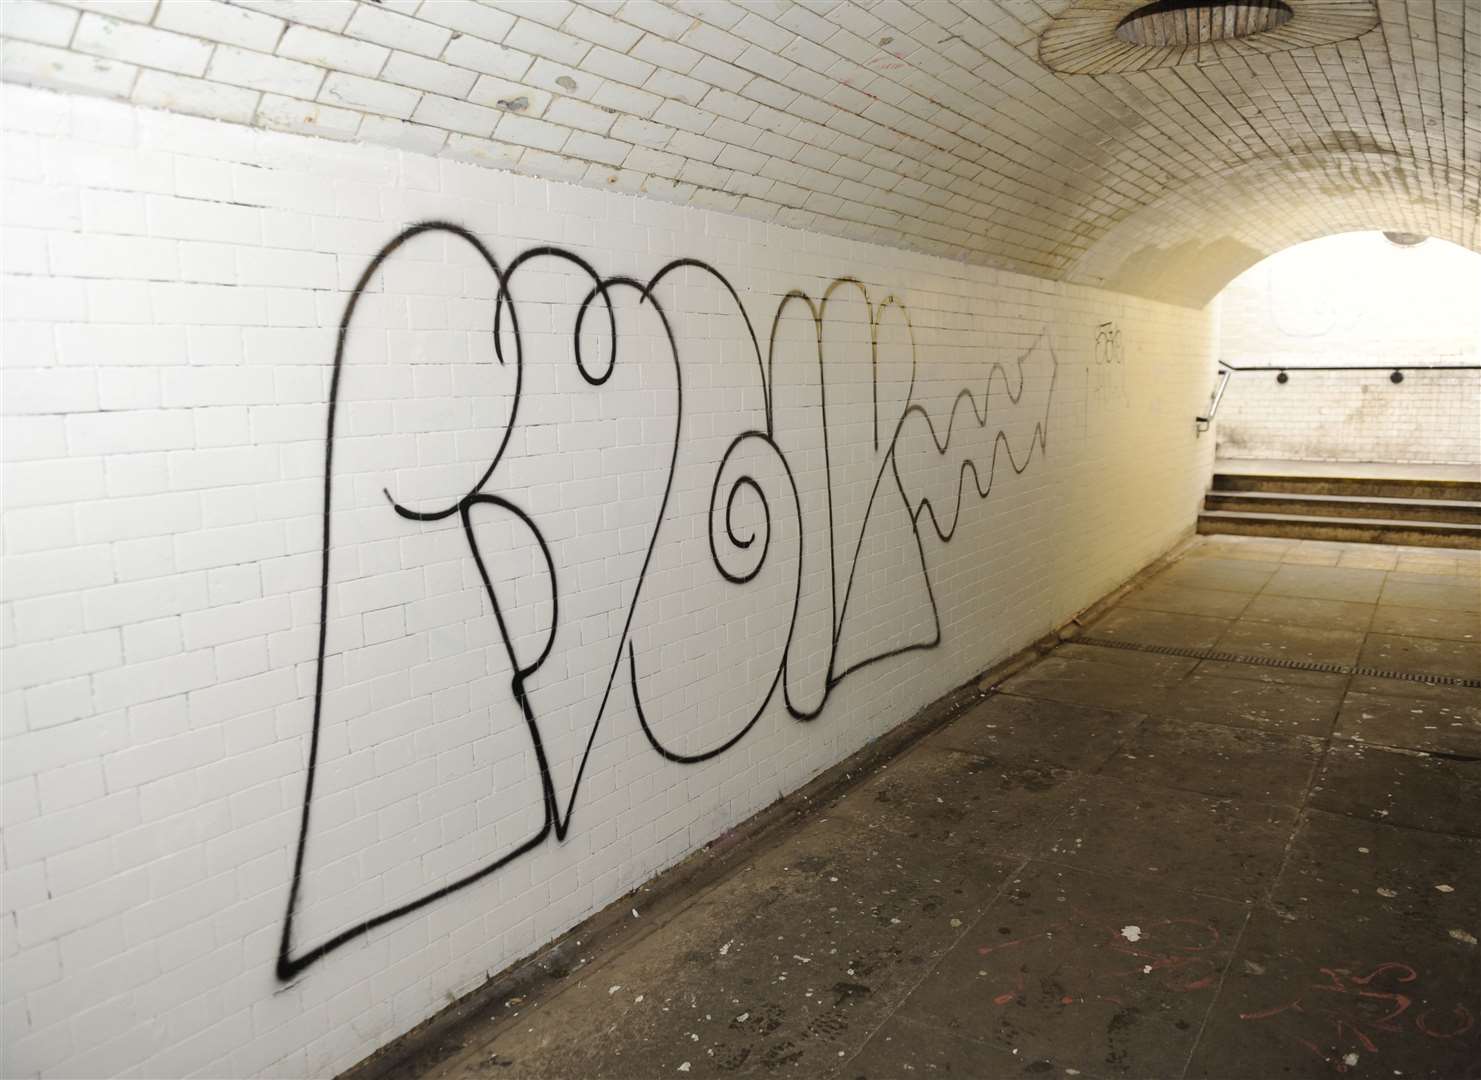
3 0 1476 307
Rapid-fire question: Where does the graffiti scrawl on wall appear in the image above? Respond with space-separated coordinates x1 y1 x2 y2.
277 222 1058 979
1091 320 1127 405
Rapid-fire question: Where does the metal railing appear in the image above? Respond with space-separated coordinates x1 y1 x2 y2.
1195 360 1481 433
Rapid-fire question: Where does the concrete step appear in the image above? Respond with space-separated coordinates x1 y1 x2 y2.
1211 472 1481 502
1203 491 1481 524
1197 510 1481 549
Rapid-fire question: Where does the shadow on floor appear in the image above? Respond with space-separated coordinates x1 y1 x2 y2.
386 537 1481 1080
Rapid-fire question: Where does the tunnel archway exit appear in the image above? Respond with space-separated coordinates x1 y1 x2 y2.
1209 231 1481 468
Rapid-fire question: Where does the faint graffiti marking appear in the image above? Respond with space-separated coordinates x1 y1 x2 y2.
975 912 1224 1007
1241 962 1476 1071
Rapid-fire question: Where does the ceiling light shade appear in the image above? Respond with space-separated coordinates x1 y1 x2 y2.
1039 0 1378 74
1115 1 1293 47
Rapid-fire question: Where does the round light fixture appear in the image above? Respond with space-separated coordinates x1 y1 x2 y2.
1038 0 1378 75
1116 1 1294 47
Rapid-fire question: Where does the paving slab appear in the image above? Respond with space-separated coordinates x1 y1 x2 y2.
847 1015 1034 1079
1154 557 1281 594
430 815 1020 1080
894 862 1247 1078
1335 689 1481 756
1216 619 1366 666
1370 603 1481 642
1270 810 1481 931
1190 538 1295 563
1098 718 1322 807
1237 593 1375 633
1054 642 1200 678
1359 632 1481 678
1310 743 1481 838
1035 777 1299 903
1393 554 1471 576
1118 582 1255 620
1154 672 1345 737
1337 547 1401 570
1185 911 1481 1080
830 743 1079 859
1086 607 1231 650
1379 576 1481 613
1347 673 1481 706
1192 657 1350 690
1278 545 1348 566
937 693 1143 772
997 653 1189 714
1261 564 1387 604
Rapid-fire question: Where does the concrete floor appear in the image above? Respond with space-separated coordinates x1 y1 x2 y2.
391 537 1480 1080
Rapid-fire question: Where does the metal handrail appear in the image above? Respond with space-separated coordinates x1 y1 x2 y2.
1195 365 1232 434
1216 361 1481 372
1197 359 1480 432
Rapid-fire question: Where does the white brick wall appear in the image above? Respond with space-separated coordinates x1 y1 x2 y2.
1 86 1216 1079
1214 232 1481 465
1215 369 1481 466
0 0 1474 308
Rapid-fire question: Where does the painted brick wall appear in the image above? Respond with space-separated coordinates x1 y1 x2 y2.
2 0 1475 304
1213 369 1481 466
1 86 1216 1079
1214 232 1481 465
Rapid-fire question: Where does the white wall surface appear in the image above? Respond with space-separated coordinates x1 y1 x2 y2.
1 86 1217 1079
1214 232 1481 465
3 0 1474 302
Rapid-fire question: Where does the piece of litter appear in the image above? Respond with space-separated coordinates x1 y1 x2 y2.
635 995 644 1003
1142 965 1153 974
677 1064 690 1073
1120 925 1142 942
1435 884 1455 893
632 908 640 918
1449 929 1478 945
1358 847 1370 853
1377 887 1398 898
608 985 622 995
1344 1053 1359 1066
735 1012 749 1023
719 940 732 956
950 918 962 928
793 955 811 963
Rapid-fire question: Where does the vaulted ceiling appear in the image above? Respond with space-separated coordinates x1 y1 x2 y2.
4 0 1477 305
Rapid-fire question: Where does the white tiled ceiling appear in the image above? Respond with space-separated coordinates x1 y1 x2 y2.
2 0 1476 305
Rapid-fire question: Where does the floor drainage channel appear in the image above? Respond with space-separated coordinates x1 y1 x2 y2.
1073 635 1481 689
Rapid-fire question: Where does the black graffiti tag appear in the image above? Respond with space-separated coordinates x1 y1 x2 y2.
277 222 1058 978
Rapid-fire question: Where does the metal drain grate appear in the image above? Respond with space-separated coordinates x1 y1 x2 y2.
1074 635 1481 689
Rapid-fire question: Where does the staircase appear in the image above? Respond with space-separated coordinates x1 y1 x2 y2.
1197 466 1481 549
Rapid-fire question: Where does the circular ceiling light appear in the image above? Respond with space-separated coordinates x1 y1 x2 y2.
1382 231 1428 247
1116 1 1293 47
1038 0 1377 75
